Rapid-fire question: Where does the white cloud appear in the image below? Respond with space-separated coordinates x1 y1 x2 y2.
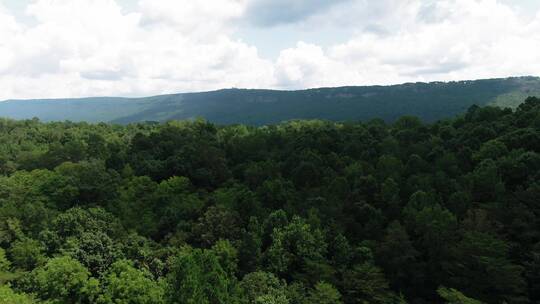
138 0 246 38
274 0 540 88
0 0 539 99
0 3 22 75
0 0 274 99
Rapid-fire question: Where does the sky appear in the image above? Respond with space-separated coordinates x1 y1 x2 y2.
1 0 540 99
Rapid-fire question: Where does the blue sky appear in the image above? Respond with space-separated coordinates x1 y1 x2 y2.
1 0 540 99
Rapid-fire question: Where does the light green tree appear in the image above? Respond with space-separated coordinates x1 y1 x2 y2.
98 259 164 304
240 271 288 304
31 256 99 304
437 287 484 304
0 285 37 304
307 282 342 304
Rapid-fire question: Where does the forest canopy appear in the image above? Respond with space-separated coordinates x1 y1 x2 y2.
0 97 539 303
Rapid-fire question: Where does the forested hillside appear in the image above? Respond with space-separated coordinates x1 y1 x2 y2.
1 76 539 125
0 98 539 303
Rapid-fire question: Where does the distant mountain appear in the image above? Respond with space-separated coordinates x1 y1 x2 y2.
1 76 539 125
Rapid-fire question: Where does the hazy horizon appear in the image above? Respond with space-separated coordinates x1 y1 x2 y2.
0 74 536 101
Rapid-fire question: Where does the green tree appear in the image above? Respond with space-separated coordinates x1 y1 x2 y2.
0 285 37 304
342 262 396 304
468 160 505 202
307 282 342 304
446 232 528 304
165 246 241 304
41 207 123 254
192 206 242 247
376 221 421 295
62 231 121 275
239 217 263 275
473 139 508 162
240 271 288 304
437 287 484 304
380 178 401 219
154 176 204 239
30 256 99 304
98 259 165 304
257 178 296 210
0 248 11 272
8 238 45 270
265 216 327 280
113 176 159 236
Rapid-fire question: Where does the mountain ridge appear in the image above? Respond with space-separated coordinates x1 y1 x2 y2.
1 76 539 125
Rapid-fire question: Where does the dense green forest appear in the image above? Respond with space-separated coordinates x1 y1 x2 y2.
1 77 540 125
0 97 539 303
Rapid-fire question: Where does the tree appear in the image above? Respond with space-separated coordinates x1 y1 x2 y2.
192 206 242 247
380 178 401 219
30 256 99 304
257 178 296 210
0 248 10 272
42 207 123 254
408 204 457 289
376 155 403 181
154 176 204 239
468 160 505 202
437 287 484 304
238 217 263 275
342 262 396 304
291 161 321 188
0 285 37 304
54 160 119 206
98 260 165 304
329 234 352 271
113 176 159 236
525 243 540 302
240 271 288 304
8 238 45 270
212 240 239 277
0 218 24 248
262 210 289 248
62 231 121 275
213 184 262 224
307 282 343 304
376 221 421 296
265 216 327 280
165 246 241 304
473 139 508 162
48 207 123 241
446 232 528 304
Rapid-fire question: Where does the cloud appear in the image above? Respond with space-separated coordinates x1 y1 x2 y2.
274 0 540 88
275 42 362 89
0 0 539 99
137 0 246 37
0 0 275 99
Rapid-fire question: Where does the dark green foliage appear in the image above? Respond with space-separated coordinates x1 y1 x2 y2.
307 282 343 304
8 238 45 271
446 232 528 303
0 97 539 303
342 261 396 304
240 271 288 304
165 245 241 304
